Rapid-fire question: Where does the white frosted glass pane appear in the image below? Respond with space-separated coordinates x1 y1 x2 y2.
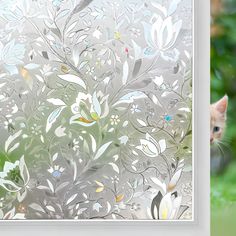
0 0 193 221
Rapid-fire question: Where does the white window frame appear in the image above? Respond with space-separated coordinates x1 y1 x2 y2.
0 0 210 235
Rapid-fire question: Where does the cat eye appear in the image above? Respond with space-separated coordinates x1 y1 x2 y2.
213 126 220 132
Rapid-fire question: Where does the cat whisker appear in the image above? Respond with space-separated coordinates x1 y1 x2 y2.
216 140 230 149
221 137 231 143
214 141 226 157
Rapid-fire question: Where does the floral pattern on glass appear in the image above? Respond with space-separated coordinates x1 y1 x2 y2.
0 0 193 220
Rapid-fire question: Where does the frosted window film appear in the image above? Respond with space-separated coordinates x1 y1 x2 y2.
0 0 193 220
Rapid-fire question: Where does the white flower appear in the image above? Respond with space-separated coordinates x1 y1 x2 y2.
111 176 119 184
48 165 65 178
70 91 109 127
93 202 102 212
0 156 30 198
55 125 66 137
143 16 182 61
30 123 41 135
119 135 128 145
131 202 141 211
93 28 102 39
85 66 95 76
0 207 25 220
130 104 141 114
3 119 14 130
72 138 80 151
114 202 126 213
71 93 92 114
151 16 182 52
130 27 141 37
110 115 120 125
159 193 182 220
136 133 166 157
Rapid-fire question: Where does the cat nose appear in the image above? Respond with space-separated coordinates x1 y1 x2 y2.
210 137 213 143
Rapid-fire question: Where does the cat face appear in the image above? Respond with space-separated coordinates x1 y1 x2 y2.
210 95 228 144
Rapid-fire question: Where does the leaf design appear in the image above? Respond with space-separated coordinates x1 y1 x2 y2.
177 205 189 219
46 106 66 133
3 208 15 220
137 119 147 127
29 203 45 213
112 91 147 107
0 0 192 220
77 34 88 44
65 0 94 28
159 139 166 153
8 143 20 154
150 177 166 192
167 169 182 192
71 0 93 14
92 91 101 116
79 60 89 70
149 93 162 106
132 40 142 59
46 205 55 212
24 63 40 70
108 162 119 173
168 0 181 15
93 141 112 160
65 21 77 35
19 156 30 184
66 193 78 205
5 130 22 153
72 160 77 181
90 134 97 153
58 74 86 89
122 61 129 85
132 59 142 77
47 179 54 193
47 98 66 106
42 51 49 59
151 191 163 219
56 182 70 193
107 202 111 214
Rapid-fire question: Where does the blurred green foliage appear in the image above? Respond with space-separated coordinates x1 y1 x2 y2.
211 9 236 158
211 0 236 235
211 163 236 236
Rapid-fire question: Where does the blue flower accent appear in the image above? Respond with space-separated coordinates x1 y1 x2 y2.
53 0 64 7
164 115 172 122
52 170 62 178
143 47 156 56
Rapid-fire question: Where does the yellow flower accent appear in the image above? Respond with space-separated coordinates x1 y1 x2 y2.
115 194 124 202
161 207 168 220
95 181 104 193
61 65 69 73
96 186 104 193
91 112 100 121
20 67 31 81
114 31 121 40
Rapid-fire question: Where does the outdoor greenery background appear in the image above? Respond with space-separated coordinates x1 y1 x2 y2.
211 0 236 235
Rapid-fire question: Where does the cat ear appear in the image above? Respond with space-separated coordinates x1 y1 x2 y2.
215 95 228 114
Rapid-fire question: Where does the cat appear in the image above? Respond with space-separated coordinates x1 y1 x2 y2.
210 95 228 144
210 95 230 174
